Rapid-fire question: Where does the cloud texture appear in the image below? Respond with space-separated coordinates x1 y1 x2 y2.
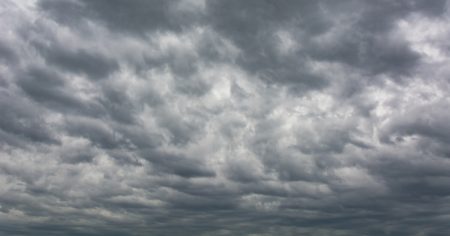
1 0 450 235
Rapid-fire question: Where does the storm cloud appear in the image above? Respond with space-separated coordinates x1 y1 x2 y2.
1 0 450 235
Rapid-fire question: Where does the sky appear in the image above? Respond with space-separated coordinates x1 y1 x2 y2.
1 0 450 235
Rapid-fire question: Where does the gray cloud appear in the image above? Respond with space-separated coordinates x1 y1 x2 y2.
34 41 119 80
0 90 59 146
1 0 450 235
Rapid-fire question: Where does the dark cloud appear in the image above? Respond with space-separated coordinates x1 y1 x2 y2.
63 116 121 149
0 40 18 65
0 90 58 146
34 41 119 79
1 0 450 235
98 85 138 124
17 67 79 106
205 0 330 90
142 150 216 178
204 0 430 91
38 0 203 34
380 100 450 145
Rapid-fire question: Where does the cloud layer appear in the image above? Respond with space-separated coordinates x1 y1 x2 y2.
1 0 450 235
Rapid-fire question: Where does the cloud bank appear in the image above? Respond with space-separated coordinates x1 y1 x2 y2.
1 0 450 235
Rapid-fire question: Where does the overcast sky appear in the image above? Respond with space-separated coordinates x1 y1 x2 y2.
1 0 450 235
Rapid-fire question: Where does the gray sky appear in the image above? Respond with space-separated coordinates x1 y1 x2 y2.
1 0 450 235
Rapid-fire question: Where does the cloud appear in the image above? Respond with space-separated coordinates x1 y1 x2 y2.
1 0 450 235
34 41 119 79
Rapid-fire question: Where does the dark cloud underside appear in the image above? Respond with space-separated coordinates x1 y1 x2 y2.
1 0 450 235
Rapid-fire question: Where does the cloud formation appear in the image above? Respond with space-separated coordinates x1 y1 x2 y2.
1 0 450 235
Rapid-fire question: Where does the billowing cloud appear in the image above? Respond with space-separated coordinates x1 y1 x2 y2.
1 0 450 235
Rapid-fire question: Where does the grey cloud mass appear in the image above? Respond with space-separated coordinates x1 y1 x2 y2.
1 0 450 235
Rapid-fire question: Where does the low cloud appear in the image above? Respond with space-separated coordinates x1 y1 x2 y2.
1 0 450 235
